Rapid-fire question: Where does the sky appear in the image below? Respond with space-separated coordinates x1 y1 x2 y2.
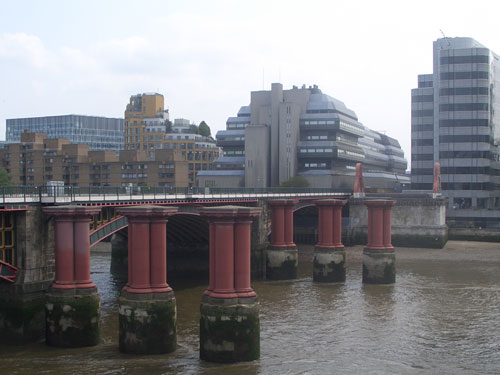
1 0 500 163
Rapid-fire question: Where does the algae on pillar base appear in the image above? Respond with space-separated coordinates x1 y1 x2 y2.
362 248 396 284
45 287 100 347
313 248 346 282
119 291 177 354
200 296 260 363
266 246 298 280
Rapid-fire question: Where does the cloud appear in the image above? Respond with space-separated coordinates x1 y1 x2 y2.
0 33 51 68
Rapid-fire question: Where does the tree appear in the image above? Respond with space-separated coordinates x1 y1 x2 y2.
198 121 211 137
279 176 310 188
189 124 199 134
164 119 173 133
0 168 11 186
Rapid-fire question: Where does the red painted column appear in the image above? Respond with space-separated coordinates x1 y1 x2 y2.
284 202 297 246
234 213 259 297
315 199 347 248
117 205 178 294
44 206 101 290
269 200 297 247
200 206 261 299
383 203 395 248
150 213 171 292
332 203 345 247
270 204 285 246
74 215 95 288
365 200 395 249
53 215 75 289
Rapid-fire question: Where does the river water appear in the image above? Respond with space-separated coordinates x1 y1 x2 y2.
2 241 500 375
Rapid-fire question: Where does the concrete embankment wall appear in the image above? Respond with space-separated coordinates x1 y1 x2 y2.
345 195 448 248
448 228 500 242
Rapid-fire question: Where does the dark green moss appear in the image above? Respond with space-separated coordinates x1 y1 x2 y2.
362 252 396 284
266 257 297 280
392 233 448 249
0 296 46 344
200 302 260 363
119 298 176 354
313 254 346 283
448 232 500 243
45 293 100 347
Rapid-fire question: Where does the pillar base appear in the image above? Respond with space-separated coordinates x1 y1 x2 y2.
200 295 260 363
0 289 47 345
45 287 100 347
119 290 176 354
313 247 346 282
266 246 298 280
362 247 396 284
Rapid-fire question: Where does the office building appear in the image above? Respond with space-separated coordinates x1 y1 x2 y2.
0 131 188 187
411 37 500 228
198 83 407 189
6 115 124 152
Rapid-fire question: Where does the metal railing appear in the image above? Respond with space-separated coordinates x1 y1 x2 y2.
0 185 351 205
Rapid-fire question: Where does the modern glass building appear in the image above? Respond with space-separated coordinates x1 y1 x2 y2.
6 115 124 152
411 37 500 228
198 83 408 189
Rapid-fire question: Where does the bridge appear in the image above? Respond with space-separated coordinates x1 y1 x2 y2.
0 179 448 361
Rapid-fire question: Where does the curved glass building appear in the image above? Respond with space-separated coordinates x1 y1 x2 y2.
198 83 408 189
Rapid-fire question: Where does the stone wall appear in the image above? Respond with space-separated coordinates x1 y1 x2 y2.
345 194 448 248
0 206 54 343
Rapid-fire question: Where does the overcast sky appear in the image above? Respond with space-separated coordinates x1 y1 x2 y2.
1 0 500 163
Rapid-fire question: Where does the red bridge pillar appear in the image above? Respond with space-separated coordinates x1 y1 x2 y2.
314 199 347 282
363 200 396 284
116 205 178 354
43 205 101 348
199 205 261 363
266 199 298 280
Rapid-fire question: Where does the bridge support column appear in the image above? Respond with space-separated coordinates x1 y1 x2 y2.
363 200 396 284
314 199 347 282
43 205 101 347
199 206 261 363
266 199 298 280
116 205 178 355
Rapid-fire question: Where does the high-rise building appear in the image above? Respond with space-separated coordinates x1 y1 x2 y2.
6 115 124 152
411 37 500 228
198 83 407 189
124 92 169 152
124 93 219 187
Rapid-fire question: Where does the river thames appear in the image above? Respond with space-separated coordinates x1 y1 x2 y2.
1 241 500 374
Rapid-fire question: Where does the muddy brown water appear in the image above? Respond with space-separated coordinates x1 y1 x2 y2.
1 241 500 374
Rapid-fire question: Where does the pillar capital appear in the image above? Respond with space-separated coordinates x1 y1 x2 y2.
44 205 101 218
117 205 178 219
268 199 298 207
199 205 261 221
315 198 347 207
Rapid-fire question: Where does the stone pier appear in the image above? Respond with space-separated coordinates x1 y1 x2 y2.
43 205 101 347
117 205 178 355
314 199 347 282
266 199 298 280
199 206 261 363
363 200 396 284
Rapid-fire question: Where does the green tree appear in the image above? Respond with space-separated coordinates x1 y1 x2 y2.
164 119 173 133
279 176 310 188
198 121 211 137
0 168 11 186
189 124 199 134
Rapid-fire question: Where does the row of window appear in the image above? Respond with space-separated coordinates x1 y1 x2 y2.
412 95 434 103
439 87 489 96
439 103 489 112
411 109 434 117
440 55 489 64
440 71 489 80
